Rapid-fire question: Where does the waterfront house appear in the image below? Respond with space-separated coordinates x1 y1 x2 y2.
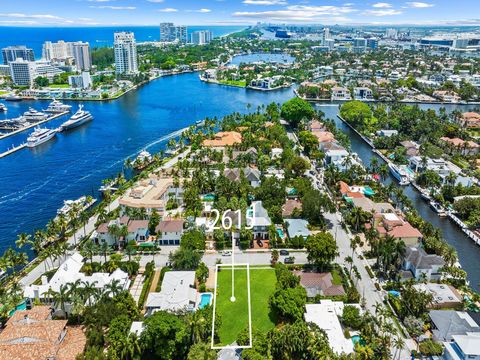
308 120 327 132
126 220 149 242
285 218 310 240
331 87 352 101
312 131 335 144
350 197 395 214
373 213 423 246
304 301 358 355
119 173 184 215
231 147 258 163
403 246 445 281
400 140 420 158
24 253 130 309
324 146 349 171
443 333 480 360
429 310 480 342
376 129 398 137
0 306 86 360
95 216 148 245
155 219 184 245
459 112 480 129
433 90 461 103
203 131 242 150
145 271 197 316
294 271 345 297
353 87 374 101
413 283 463 309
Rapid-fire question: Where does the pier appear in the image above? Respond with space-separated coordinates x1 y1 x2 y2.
0 143 26 158
0 111 69 141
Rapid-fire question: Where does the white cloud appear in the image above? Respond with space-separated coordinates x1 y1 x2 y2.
243 0 288 5
233 4 356 21
89 5 136 9
157 8 178 12
405 2 434 8
363 9 402 16
187 8 212 13
372 2 392 8
0 13 64 19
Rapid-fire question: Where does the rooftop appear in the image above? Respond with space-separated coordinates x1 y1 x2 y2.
203 131 242 148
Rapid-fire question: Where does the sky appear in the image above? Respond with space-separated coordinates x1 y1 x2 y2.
0 0 478 27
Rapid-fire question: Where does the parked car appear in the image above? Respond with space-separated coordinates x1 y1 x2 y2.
279 250 289 256
284 257 295 264
222 250 232 256
257 239 264 247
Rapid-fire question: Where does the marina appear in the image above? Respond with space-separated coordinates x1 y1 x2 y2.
0 110 68 140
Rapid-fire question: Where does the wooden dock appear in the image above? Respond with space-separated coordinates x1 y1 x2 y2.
0 111 69 141
0 143 26 158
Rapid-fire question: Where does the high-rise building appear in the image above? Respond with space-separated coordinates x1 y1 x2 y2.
72 42 92 71
159 23 187 43
42 40 73 61
114 32 138 75
9 58 37 86
2 45 35 65
43 41 91 71
68 71 92 89
190 30 213 45
385 28 398 39
367 38 379 50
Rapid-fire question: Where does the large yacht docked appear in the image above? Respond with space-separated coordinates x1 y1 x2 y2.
26 127 57 148
0 103 7 112
23 108 48 122
59 105 93 131
388 163 410 186
45 99 72 113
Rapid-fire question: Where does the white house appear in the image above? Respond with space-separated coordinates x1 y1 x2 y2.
248 201 272 240
403 247 445 281
331 87 352 101
145 271 197 315
443 333 480 360
24 253 130 309
155 219 184 245
304 300 359 355
353 87 373 101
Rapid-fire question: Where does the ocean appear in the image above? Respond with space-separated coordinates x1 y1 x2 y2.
0 25 245 58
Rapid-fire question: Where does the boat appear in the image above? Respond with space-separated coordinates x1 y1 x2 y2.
133 150 153 170
0 103 6 112
5 95 22 102
59 105 93 131
430 201 447 216
420 191 431 202
57 196 95 216
388 163 410 186
45 99 72 113
26 127 56 148
23 108 48 122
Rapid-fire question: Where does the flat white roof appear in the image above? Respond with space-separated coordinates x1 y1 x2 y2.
304 300 355 355
145 271 197 313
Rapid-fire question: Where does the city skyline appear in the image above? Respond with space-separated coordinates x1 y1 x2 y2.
0 1 479 27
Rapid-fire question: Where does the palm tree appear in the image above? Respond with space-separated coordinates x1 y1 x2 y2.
104 279 123 298
100 242 110 263
81 281 98 307
53 284 70 317
80 211 90 238
32 230 46 254
15 233 31 249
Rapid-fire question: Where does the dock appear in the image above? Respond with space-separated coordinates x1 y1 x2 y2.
0 143 26 158
0 111 69 141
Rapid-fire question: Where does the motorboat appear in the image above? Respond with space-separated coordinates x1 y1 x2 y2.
23 108 48 122
45 99 72 113
26 127 56 148
388 163 410 186
59 105 93 131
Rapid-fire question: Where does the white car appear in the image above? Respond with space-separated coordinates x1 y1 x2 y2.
221 250 232 256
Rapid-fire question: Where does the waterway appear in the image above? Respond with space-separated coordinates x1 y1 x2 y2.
318 103 480 291
0 51 479 291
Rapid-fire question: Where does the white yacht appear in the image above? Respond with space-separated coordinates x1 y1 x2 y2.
45 99 72 113
26 127 56 148
23 108 48 122
388 163 410 186
0 103 6 112
59 105 93 131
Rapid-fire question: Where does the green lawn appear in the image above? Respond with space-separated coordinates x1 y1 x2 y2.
48 84 70 88
218 79 247 87
214 267 277 346
331 269 343 285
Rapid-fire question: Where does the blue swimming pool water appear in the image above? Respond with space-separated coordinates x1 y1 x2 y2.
199 293 212 309
277 228 285 238
9 301 26 316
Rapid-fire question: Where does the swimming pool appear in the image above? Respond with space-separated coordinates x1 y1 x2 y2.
9 301 26 316
198 293 212 309
276 228 285 238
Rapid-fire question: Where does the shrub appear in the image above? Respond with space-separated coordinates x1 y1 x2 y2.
419 340 443 356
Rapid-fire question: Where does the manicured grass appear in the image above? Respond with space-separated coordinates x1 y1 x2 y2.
48 84 70 88
214 267 277 346
331 269 343 285
218 79 247 87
